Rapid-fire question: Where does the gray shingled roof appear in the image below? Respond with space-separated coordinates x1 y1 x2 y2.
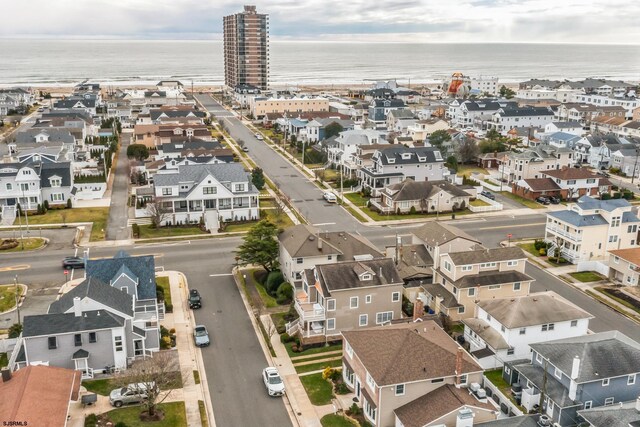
85 251 157 300
578 399 640 427
445 269 533 289
153 163 255 190
39 162 72 188
547 210 608 227
448 247 526 265
316 258 401 294
381 179 469 202
278 224 382 260
15 128 75 145
476 415 541 427
576 195 631 211
48 277 134 316
22 310 124 337
377 146 443 166
514 363 577 407
497 106 554 117
531 331 640 383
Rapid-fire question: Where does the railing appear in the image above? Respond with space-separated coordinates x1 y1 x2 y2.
81 367 94 379
7 336 23 370
547 225 582 242
368 198 394 213
300 327 326 338
157 302 165 320
482 375 524 417
286 320 300 336
470 195 504 213
294 301 326 322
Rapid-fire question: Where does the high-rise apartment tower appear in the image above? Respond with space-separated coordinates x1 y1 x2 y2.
223 5 269 90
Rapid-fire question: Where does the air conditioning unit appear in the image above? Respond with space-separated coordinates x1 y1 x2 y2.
537 415 552 426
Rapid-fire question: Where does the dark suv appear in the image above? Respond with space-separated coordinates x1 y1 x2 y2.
189 289 202 309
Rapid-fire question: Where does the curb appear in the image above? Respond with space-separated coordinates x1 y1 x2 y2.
0 283 28 316
0 237 49 255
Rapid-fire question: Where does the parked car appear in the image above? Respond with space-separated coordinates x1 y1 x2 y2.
480 190 495 200
255 133 264 140
549 196 561 204
597 170 610 177
323 192 337 203
109 382 157 407
535 196 550 205
193 325 210 347
262 367 285 397
62 256 85 269
243 146 249 152
189 289 202 309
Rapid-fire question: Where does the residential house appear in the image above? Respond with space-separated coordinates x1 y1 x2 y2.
327 129 388 176
545 196 640 264
591 116 640 139
278 224 383 284
588 140 628 170
501 145 574 183
555 103 626 128
53 95 98 115
407 118 450 142
233 84 261 108
0 161 74 211
368 98 407 128
342 320 490 427
544 121 583 136
505 126 542 146
156 125 212 144
570 93 640 118
476 152 509 170
285 259 403 343
578 398 640 427
370 179 471 215
149 108 205 125
506 331 640 426
11 128 76 154
250 95 329 119
611 147 640 178
133 124 161 148
512 167 611 201
470 76 499 96
411 222 480 271
475 415 541 427
546 132 582 149
157 139 224 160
152 163 259 231
385 109 416 132
426 247 533 321
0 93 20 116
489 107 555 135
304 117 354 143
447 99 517 130
516 86 583 103
359 146 446 194
608 248 640 286
0 365 81 427
634 106 640 121
463 291 592 369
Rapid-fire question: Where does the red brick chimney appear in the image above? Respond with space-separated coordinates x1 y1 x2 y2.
413 297 424 321
455 347 464 384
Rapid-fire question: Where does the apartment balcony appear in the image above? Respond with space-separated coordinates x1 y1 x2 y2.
294 300 326 322
546 225 582 242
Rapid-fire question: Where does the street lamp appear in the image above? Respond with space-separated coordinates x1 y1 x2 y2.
632 148 639 184
14 275 21 326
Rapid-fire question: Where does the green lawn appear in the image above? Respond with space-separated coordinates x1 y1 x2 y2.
82 378 116 396
138 225 207 239
0 285 23 313
106 401 187 427
0 352 8 368
193 370 201 385
321 414 357 427
0 237 46 252
295 359 342 374
299 373 335 406
345 206 369 223
286 342 342 358
250 269 278 308
470 199 490 207
594 287 640 316
361 206 473 222
570 271 606 283
224 209 294 233
344 192 370 207
16 207 110 241
518 242 542 257
485 369 524 410
155 276 172 308
270 311 288 333
458 165 489 176
198 400 208 427
499 192 545 209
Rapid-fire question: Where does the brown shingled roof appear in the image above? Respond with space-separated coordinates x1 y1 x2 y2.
394 384 497 427
342 320 482 386
521 178 561 191
543 167 601 181
609 247 640 267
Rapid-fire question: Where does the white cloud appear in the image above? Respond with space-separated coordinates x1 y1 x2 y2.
2 0 639 43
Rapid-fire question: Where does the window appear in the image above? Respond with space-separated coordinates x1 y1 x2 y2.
458 306 465 314
444 261 452 272
535 352 542 363
235 184 246 192
327 255 332 260
628 225 638 233
115 336 123 352
567 180 576 185
480 262 497 268
350 296 358 309
345 341 353 358
501 325 506 332
327 299 336 311
6 183 12 191
392 292 400 302
376 311 393 324
507 348 515 355
488 285 501 290
513 282 521 291
519 328 526 335
628 374 636 385
326 318 335 330
583 401 593 410
507 260 518 267
604 397 614 406
51 193 64 202
203 186 217 194
609 235 619 243
602 378 610 386
554 367 562 379
366 372 376 390
461 265 472 272
48 336 57 349
611 216 621 227
468 288 476 297
161 188 172 196
50 178 62 187
395 384 405 396
542 323 554 331
364 399 377 422
359 314 368 327
296 258 303 264
459 374 468 385
570 320 578 327
365 295 372 304
89 332 97 343
74 334 82 346
487 314 492 321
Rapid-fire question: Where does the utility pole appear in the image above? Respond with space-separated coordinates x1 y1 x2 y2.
14 275 21 326
301 139 306 167
22 189 30 234
17 203 24 250
632 148 639 184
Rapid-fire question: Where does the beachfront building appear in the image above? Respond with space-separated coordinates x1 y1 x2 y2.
250 95 329 119
223 5 269 90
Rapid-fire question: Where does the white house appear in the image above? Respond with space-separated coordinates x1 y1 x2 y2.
569 93 640 118
490 107 555 135
463 292 592 369
327 129 388 175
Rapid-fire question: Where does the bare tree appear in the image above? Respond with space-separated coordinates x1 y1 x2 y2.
114 351 182 418
457 136 480 164
146 197 171 228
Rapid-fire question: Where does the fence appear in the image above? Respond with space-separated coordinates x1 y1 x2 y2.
469 195 504 213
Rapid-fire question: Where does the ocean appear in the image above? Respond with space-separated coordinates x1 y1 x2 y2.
0 39 639 87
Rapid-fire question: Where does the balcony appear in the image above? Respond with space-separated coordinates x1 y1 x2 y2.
546 225 582 242
294 300 326 322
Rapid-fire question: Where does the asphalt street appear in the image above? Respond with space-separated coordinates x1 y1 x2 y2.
105 132 132 241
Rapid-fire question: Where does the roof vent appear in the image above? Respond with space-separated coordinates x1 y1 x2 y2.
308 236 315 241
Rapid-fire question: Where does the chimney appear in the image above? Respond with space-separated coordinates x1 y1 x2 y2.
413 297 424 321
571 356 580 380
455 408 474 427
1 368 11 382
455 347 464 384
73 297 82 317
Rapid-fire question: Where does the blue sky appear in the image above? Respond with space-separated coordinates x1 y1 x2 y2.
3 0 639 43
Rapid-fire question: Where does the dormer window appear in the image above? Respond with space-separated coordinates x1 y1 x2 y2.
50 178 62 187
361 274 372 281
